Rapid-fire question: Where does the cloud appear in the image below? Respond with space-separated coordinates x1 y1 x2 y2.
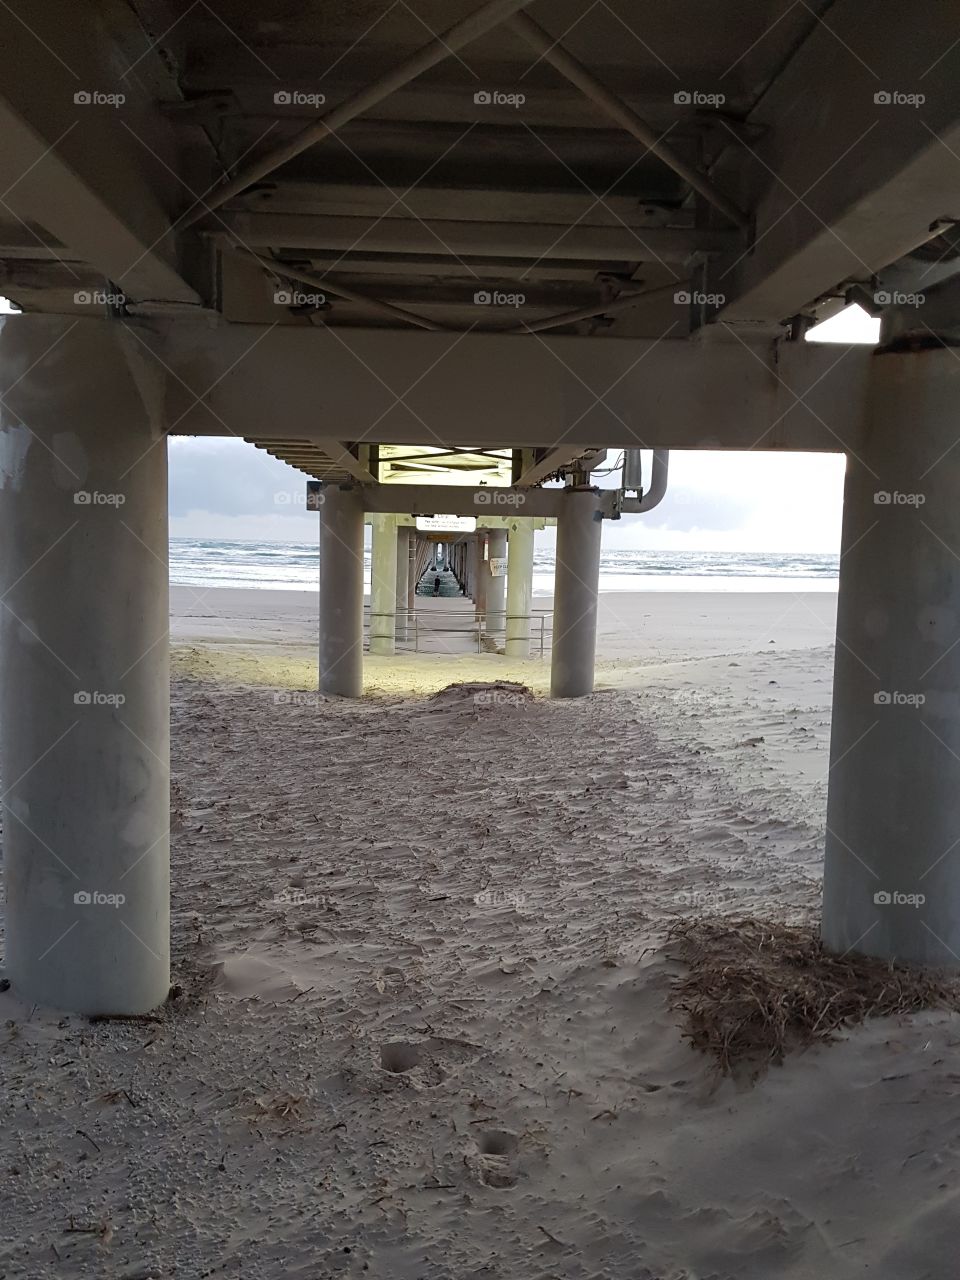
169 437 311 524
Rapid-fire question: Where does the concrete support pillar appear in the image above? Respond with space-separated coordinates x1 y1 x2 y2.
505 517 535 658
406 531 416 625
318 483 364 697
486 528 508 633
474 532 489 622
370 513 397 655
550 488 603 698
823 349 960 965
395 524 410 642
466 536 478 603
0 317 169 1014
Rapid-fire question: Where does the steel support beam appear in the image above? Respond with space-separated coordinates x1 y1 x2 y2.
186 0 537 223
516 447 593 486
313 439 379 485
713 0 960 324
508 11 748 229
0 2 198 308
350 483 612 519
218 215 738 263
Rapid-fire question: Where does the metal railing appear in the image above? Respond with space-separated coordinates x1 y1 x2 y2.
363 606 552 655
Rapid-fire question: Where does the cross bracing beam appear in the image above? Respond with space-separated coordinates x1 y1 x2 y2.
0 1 199 309
507 12 748 229
217 215 738 263
712 0 960 325
183 0 538 225
311 482 606 520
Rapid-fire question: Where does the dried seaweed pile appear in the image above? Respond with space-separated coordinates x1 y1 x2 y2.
668 917 960 1076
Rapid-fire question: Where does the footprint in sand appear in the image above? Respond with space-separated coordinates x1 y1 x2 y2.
473 1129 521 1187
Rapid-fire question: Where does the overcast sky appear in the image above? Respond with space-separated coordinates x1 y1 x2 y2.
169 305 877 553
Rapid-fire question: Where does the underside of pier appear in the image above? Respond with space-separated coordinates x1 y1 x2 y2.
1 0 959 1013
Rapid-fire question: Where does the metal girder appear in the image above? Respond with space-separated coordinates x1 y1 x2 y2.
507 11 748 229
516 447 596 486
713 0 960 324
232 182 685 228
317 483 612 520
229 246 445 331
136 318 872 453
184 0 537 225
218 214 737 263
312 440 379 484
0 1 198 308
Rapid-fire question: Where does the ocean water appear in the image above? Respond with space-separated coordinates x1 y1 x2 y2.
170 539 839 594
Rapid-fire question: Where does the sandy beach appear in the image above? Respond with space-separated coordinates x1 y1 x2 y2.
4 585 959 1279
